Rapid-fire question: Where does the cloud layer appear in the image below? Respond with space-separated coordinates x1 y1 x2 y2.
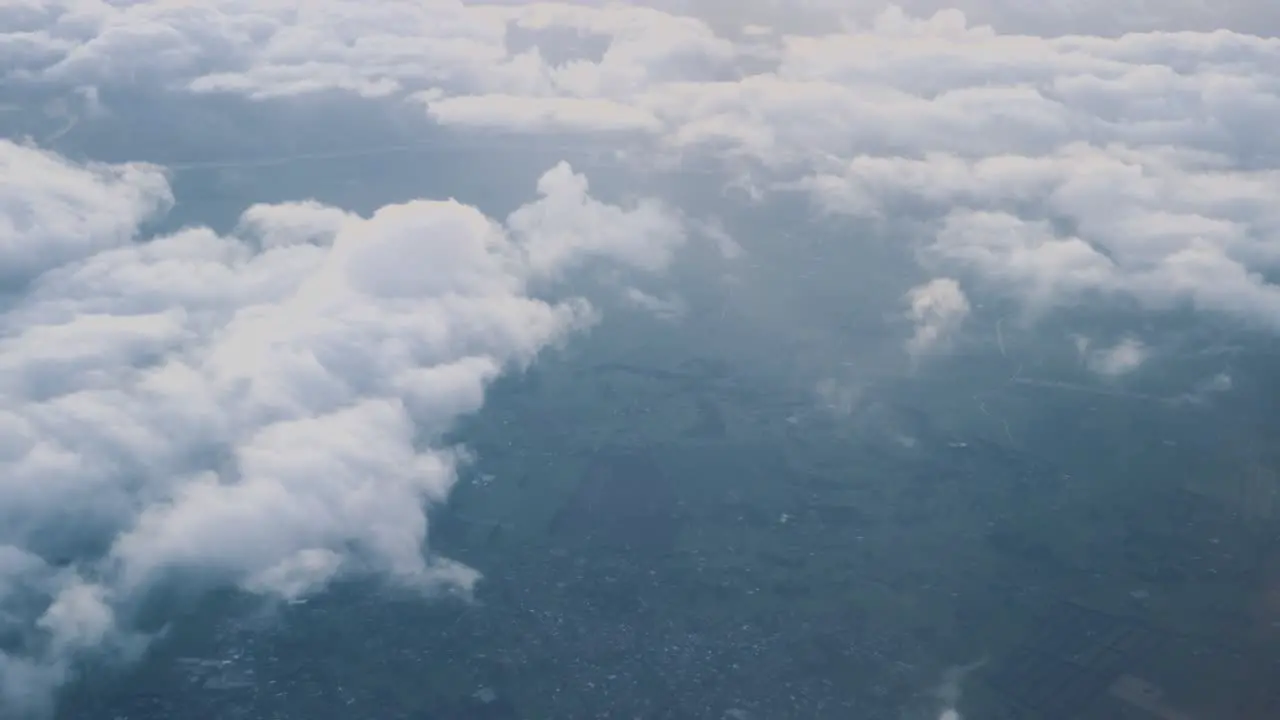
0 138 683 712
5 0 1280 711
9 1 1280 338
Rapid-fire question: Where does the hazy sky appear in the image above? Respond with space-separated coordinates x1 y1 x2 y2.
3 1 1279 715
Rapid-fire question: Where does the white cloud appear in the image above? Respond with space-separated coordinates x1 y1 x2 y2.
623 287 687 320
3 1 735 106
16 1 1272 335
666 0 1280 38
420 93 663 133
0 141 172 284
1081 335 1149 376
905 277 970 357
0 139 684 713
508 160 687 277
927 210 1119 315
7 0 1280 708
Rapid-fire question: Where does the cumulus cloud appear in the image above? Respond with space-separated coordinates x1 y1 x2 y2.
0 139 683 714
12 1 1276 337
1078 335 1150 377
2 1 736 106
0 141 172 284
507 161 687 277
905 277 970 358
421 93 664 133
661 0 1280 37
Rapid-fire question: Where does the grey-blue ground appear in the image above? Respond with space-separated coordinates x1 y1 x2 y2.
51 344 1280 720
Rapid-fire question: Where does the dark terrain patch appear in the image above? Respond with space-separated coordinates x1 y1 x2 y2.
979 601 1280 719
548 450 681 555
982 603 1165 719
690 395 727 439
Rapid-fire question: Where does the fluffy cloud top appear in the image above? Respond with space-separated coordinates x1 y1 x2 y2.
0 139 683 713
905 277 970 358
8 2 1280 335
0 142 171 283
1077 335 1149 377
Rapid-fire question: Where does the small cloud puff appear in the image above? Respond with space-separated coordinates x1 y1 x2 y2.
905 277 970 358
1081 336 1149 377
